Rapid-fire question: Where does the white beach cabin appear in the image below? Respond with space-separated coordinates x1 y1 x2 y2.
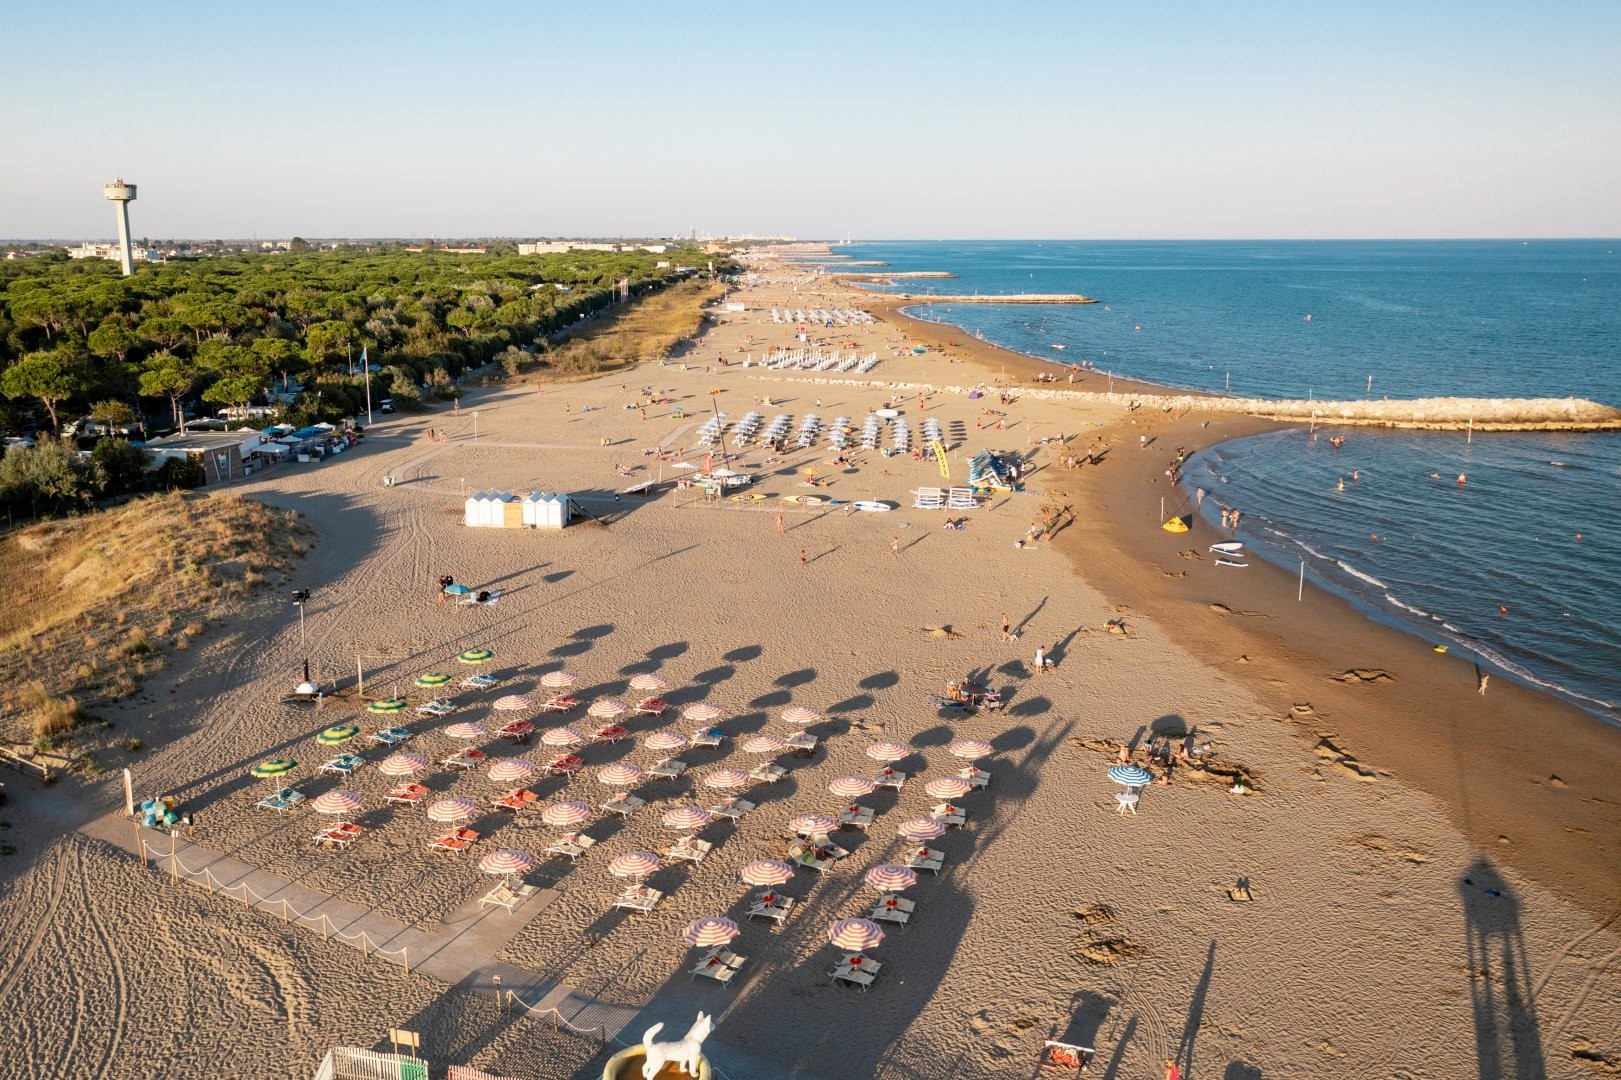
521 491 569 529
464 491 517 528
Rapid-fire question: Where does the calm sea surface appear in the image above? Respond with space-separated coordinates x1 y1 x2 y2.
846 240 1621 722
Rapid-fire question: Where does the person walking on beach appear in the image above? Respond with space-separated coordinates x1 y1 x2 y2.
1000 613 1012 641
1220 508 1231 529
1230 508 1242 530
1164 1059 1180 1080
891 536 901 558
774 512 785 534
800 548 808 568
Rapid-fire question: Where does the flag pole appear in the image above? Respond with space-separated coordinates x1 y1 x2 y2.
363 346 374 426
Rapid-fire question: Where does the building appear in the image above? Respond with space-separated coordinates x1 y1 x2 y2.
67 242 160 264
145 430 258 484
517 241 621 255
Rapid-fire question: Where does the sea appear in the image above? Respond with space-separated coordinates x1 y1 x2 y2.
842 240 1621 724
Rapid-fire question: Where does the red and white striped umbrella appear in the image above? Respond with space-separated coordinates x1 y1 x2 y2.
865 740 911 763
829 775 876 798
864 864 918 893
596 762 644 786
947 738 993 760
478 849 534 876
493 694 534 712
378 752 428 777
488 758 536 783
742 734 786 754
925 776 973 799
700 768 749 790
739 858 795 886
780 705 822 725
541 725 585 747
682 915 740 948
789 813 839 836
645 731 688 752
607 850 661 879
427 796 479 823
540 670 578 688
444 721 486 739
540 800 592 827
898 817 946 841
629 673 669 692
661 806 712 830
683 702 725 723
311 790 362 815
587 697 628 720
827 917 885 951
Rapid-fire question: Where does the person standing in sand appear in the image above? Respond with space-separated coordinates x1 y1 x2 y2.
775 512 785 534
1000 613 1012 641
800 548 808 567
891 536 901 558
1165 1060 1180 1080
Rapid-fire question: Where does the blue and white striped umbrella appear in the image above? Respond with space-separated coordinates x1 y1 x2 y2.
1108 764 1154 787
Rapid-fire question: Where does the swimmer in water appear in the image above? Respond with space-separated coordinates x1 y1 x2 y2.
1352 469 1359 481
1371 534 1379 542
1457 473 1467 485
1431 472 1441 479
1499 606 1509 616
1337 477 1345 492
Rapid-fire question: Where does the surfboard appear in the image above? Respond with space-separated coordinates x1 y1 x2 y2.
1209 542 1244 554
1216 558 1249 568
1161 517 1190 533
853 501 893 512
781 495 823 505
729 493 766 502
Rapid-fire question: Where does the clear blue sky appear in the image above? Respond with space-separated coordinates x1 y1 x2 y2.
4 0 1619 240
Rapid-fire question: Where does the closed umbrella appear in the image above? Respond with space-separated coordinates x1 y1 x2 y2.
827 917 885 951
378 752 428 777
898 817 946 841
540 800 592 827
414 672 452 688
865 740 910 763
701 768 749 790
1108 764 1154 788
742 734 786 754
780 705 821 725
645 731 688 752
427 797 478 823
683 916 740 948
478 850 534 876
487 758 535 783
683 703 725 723
493 694 533 712
457 648 494 665
739 859 795 886
444 721 486 739
311 790 362 815
367 698 408 714
539 669 578 688
925 776 973 799
597 762 644 786
541 725 585 747
250 758 297 779
828 775 876 798
864 864 918 893
947 738 993 760
661 806 712 830
316 723 360 745
789 813 839 836
608 850 661 879
629 673 669 691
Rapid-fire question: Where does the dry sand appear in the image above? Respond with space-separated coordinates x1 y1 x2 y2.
0 261 1617 1080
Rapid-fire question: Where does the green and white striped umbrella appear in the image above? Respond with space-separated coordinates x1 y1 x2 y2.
457 648 495 665
367 698 408 714
414 672 452 688
249 758 297 778
316 723 360 745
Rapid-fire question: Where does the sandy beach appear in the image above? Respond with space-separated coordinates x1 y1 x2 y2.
0 256 1617 1080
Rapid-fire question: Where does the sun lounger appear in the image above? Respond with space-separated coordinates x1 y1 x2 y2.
538 695 579 713
689 727 725 748
664 838 713 864
428 836 472 854
492 788 540 812
930 802 967 828
870 899 912 926
590 724 629 744
257 788 305 812
708 797 755 822
905 846 945 874
416 698 457 717
461 674 500 690
838 806 875 830
873 768 906 790
785 732 819 756
789 845 835 873
614 885 663 914
441 747 487 770
319 754 364 775
748 763 786 784
542 753 583 777
479 879 539 913
690 947 747 984
648 757 688 780
600 793 646 819
313 822 364 846
496 719 534 742
385 783 429 806
544 832 596 861
368 726 412 746
746 894 794 923
634 697 668 716
831 965 876 990
956 766 991 789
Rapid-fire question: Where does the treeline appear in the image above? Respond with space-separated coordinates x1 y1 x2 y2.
0 245 726 440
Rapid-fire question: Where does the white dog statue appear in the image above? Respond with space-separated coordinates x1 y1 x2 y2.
641 1011 714 1078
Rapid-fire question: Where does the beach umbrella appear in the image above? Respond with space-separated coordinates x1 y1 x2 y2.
457 648 495 665
587 698 629 720
864 864 918 893
827 917 885 951
662 806 713 831
742 734 786 754
789 813 839 836
478 849 534 876
541 800 592 827
608 850 661 880
444 584 473 597
898 817 946 841
683 916 741 948
493 694 534 712
925 776 973 799
645 731 688 752
540 669 578 688
701 768 749 790
828 775 876 798
865 740 911 763
629 673 669 691
311 790 362 815
444 721 486 739
683 702 725 723
1108 764 1154 788
487 758 535 783
427 797 478 823
597 762 644 786
414 672 452 688
542 725 585 747
250 758 297 779
672 461 698 471
947 738 993 760
739 858 795 886
366 698 408 714
780 705 821 725
316 723 360 745
378 752 428 777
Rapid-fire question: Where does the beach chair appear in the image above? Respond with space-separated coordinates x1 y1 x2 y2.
538 694 579 714
648 757 688 780
257 788 305 812
838 805 875 830
545 833 597 861
461 673 500 690
600 793 646 819
789 844 835 873
689 727 725 749
441 747 487 770
708 797 755 822
416 698 457 717
385 783 429 806
368 726 412 746
633 697 668 717
313 822 364 846
1040 1041 1094 1071
930 802 967 828
906 847 945 874
830 958 879 990
746 894 794 923
428 836 472 855
748 763 786 785
1115 791 1139 816
319 754 364 776
956 766 991 789
665 837 713 864
614 885 663 914
690 947 746 985
492 788 540 812
912 487 944 510
496 719 534 742
785 732 819 756
591 724 629 744
871 895 915 926
872 768 906 790
543 754 583 777
479 880 534 913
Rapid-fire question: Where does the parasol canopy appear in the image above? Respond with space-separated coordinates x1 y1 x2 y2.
587 698 628 719
607 850 661 879
789 813 839 836
1108 764 1154 787
827 917 885 951
925 776 973 799
316 723 360 745
629 673 669 691
828 775 876 798
541 725 585 747
700 768 749 790
865 740 911 763
683 702 725 723
864 864 918 893
444 721 486 739
427 796 478 822
742 734 786 754
597 762 644 786
378 752 428 777
414 672 452 688
780 705 822 725
947 738 993 760
487 758 535 783
478 849 534 876
682 916 740 948
898 817 947 841
311 790 362 815
367 698 408 714
540 670 578 688
739 858 795 886
493 694 533 712
540 800 592 827
661 806 713 830
645 731 688 752
250 758 297 779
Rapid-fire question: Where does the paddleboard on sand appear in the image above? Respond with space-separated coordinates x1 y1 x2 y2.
729 492 767 502
1216 558 1249 568
1210 542 1244 554
853 501 894 512
781 495 823 505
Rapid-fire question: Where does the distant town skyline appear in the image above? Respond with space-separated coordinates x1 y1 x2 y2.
4 1 1619 240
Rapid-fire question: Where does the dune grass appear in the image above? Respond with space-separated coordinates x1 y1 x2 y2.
535 279 725 378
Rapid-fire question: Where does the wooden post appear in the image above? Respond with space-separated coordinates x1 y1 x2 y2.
135 820 146 867
122 768 134 817
282 899 290 924
169 829 179 883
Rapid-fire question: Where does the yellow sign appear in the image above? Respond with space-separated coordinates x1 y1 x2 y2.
930 439 950 479
390 1029 421 1053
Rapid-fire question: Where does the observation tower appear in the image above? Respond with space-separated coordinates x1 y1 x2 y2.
103 179 137 275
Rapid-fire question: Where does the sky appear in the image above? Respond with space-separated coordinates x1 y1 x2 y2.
4 0 1620 241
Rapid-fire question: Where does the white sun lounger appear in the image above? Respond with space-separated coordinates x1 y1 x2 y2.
600 794 646 819
708 797 755 822
690 947 746 985
614 886 662 914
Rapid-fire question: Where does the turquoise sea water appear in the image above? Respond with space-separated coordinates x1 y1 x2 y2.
848 240 1621 722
